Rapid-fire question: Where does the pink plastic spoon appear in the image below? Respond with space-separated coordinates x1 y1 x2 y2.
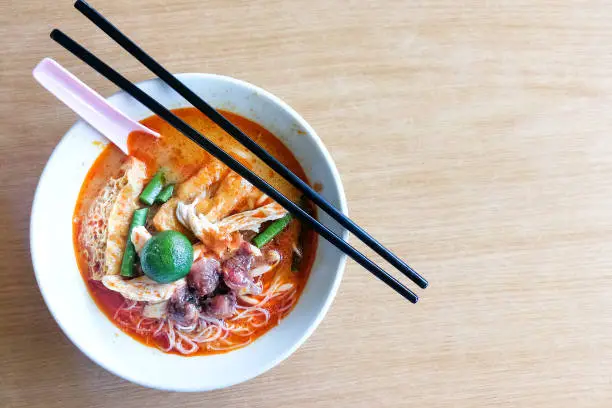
33 57 159 154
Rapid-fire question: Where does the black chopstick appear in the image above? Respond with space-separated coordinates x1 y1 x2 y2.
73 0 428 291
50 29 419 304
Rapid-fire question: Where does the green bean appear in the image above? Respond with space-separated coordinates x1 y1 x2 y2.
155 184 174 204
252 214 292 248
139 171 164 205
120 208 149 277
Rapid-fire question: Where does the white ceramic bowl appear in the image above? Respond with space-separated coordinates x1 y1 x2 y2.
30 74 348 391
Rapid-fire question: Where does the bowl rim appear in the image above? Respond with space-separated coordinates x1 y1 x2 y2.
30 72 348 391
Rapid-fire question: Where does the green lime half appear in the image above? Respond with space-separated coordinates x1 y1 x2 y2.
140 231 193 283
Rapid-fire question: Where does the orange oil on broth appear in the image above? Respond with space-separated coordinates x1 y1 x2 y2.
73 108 317 356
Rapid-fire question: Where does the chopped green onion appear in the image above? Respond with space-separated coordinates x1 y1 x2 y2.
120 208 149 277
155 184 174 204
139 171 164 205
252 214 292 248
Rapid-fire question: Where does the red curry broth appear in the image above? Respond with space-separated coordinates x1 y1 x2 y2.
73 108 317 355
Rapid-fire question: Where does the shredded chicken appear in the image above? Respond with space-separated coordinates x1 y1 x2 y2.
102 275 185 302
192 243 205 262
142 301 168 319
153 160 227 233
176 200 287 248
251 250 281 277
218 202 287 233
130 225 152 254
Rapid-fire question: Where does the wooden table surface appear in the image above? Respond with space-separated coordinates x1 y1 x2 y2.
2 0 612 406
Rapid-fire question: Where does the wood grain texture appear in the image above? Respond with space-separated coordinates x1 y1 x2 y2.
2 0 612 406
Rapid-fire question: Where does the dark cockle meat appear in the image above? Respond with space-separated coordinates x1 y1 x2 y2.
187 257 221 297
204 292 237 319
221 242 261 294
168 283 199 327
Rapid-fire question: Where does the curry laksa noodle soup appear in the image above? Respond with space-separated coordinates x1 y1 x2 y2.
73 107 317 356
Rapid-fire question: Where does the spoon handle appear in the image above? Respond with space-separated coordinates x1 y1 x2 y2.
33 57 159 154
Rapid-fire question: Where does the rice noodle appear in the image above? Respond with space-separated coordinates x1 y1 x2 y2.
112 276 298 355
175 329 199 355
208 338 252 351
152 319 165 336
175 321 198 333
152 320 175 353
